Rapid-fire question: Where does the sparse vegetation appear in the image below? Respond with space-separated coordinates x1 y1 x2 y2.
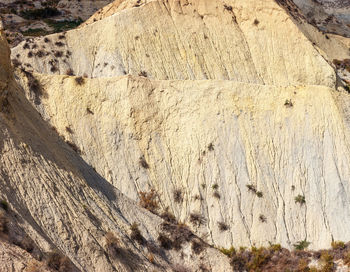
130 222 146 245
173 189 183 203
256 191 263 198
295 195 306 205
0 200 9 212
218 221 229 232
157 233 172 250
139 71 148 77
213 191 221 199
224 4 233 11
189 212 206 227
105 232 120 256
220 246 236 257
66 68 74 76
139 156 149 169
284 99 293 108
46 251 72 272
246 184 257 193
138 189 159 214
212 183 219 190
259 214 267 223
254 19 260 25
293 240 310 250
46 19 83 33
74 76 85 86
191 239 206 255
208 143 214 151
331 240 345 250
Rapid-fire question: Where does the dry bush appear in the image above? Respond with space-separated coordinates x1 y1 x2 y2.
218 221 229 232
74 76 85 86
191 239 206 255
139 156 149 169
46 251 72 272
139 189 158 214
157 233 172 250
130 222 146 245
189 212 206 227
160 209 177 224
213 191 221 199
66 68 74 76
138 71 148 77
173 189 183 203
105 232 120 257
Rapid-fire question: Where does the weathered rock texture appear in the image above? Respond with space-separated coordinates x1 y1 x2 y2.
6 0 350 269
0 25 231 272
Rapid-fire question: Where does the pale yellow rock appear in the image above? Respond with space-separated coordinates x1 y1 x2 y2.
1 28 232 272
12 0 335 87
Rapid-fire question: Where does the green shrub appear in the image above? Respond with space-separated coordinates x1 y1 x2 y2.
220 246 236 257
293 240 310 250
295 195 306 205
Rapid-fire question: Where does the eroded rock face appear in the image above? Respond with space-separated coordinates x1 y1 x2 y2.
0 27 231 272
9 0 350 253
12 0 335 87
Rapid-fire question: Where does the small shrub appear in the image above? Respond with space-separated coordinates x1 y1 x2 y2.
105 232 120 256
74 76 85 86
247 247 271 271
246 184 257 193
294 240 310 251
36 50 45 58
28 51 33 58
54 51 63 58
295 195 306 205
130 222 146 245
256 191 263 198
212 184 219 190
268 243 282 252
254 19 260 25
157 233 172 250
218 221 229 232
284 99 293 108
139 189 158 214
208 143 214 151
58 35 65 40
189 212 206 227
46 251 72 272
139 71 148 77
0 200 9 212
173 189 183 203
139 156 149 169
259 214 267 223
66 68 74 76
191 239 205 255
160 209 177 224
44 37 51 43
220 246 235 257
55 41 64 47
50 66 58 72
291 185 296 191
331 240 345 250
213 191 221 199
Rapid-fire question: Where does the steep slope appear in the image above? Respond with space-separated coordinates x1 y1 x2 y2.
22 72 350 251
12 0 335 87
10 0 350 253
0 26 231 271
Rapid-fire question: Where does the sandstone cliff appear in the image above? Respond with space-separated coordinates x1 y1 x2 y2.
0 25 231 271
